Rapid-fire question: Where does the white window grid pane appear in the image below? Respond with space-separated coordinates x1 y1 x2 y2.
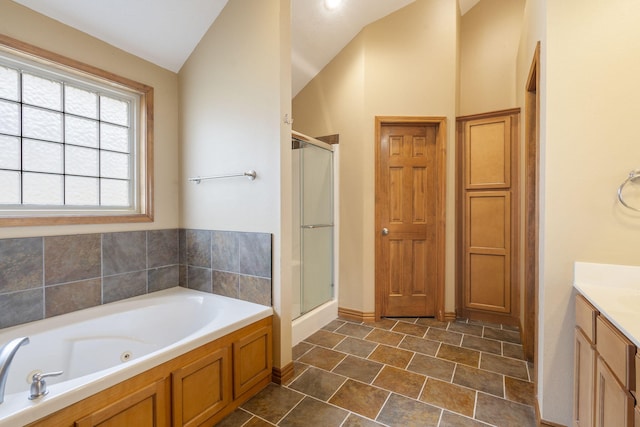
23 139 63 174
65 115 99 148
0 65 19 101
0 55 138 211
101 150 130 180
22 106 63 142
100 95 129 126
0 135 21 170
65 85 97 119
65 145 99 177
65 176 99 206
100 123 130 153
0 100 20 136
22 73 62 111
23 172 63 205
0 170 20 204
100 178 130 207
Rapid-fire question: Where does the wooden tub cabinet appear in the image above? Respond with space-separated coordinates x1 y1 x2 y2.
27 316 272 427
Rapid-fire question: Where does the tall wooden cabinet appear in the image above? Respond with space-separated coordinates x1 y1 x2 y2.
456 109 520 325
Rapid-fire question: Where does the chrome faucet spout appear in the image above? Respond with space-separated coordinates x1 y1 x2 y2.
0 336 29 404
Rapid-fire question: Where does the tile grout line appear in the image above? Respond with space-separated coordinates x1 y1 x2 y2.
291 318 534 427
271 393 306 426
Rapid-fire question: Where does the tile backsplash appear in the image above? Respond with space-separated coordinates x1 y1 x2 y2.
0 228 272 330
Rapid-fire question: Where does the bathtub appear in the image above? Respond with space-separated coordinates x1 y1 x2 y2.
0 287 273 427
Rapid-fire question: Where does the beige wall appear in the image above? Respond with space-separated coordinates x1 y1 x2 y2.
178 0 292 369
0 1 180 239
293 0 458 314
540 0 640 423
515 0 547 419
291 35 366 310
459 0 525 116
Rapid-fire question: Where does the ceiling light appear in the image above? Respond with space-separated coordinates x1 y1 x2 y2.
324 0 343 11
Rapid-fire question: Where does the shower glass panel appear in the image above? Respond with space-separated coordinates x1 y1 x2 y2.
296 140 333 317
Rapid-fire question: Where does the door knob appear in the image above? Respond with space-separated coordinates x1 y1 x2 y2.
382 228 389 236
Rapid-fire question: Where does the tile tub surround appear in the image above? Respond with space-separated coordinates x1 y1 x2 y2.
181 229 272 307
0 229 273 330
217 317 537 427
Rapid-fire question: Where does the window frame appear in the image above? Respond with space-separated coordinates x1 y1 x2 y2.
0 34 154 227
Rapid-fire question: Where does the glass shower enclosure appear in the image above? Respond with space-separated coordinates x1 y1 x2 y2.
292 135 334 320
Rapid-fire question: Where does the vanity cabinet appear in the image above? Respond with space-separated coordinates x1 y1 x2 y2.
594 315 635 427
574 295 597 427
574 294 636 427
27 316 272 427
595 356 634 427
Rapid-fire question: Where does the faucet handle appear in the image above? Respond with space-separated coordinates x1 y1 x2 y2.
29 371 63 400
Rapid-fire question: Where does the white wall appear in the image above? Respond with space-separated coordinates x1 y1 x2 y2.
178 0 292 370
0 1 180 239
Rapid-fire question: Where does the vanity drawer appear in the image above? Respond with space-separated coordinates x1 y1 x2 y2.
597 315 635 389
576 294 598 343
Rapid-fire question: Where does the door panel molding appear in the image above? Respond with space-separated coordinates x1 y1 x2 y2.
375 116 446 321
465 116 512 189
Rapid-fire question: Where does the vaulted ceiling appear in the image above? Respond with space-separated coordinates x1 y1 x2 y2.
11 0 481 96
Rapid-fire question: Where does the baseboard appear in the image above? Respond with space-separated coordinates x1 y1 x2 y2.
536 400 567 427
272 362 294 385
443 311 457 321
338 308 456 323
337 307 375 323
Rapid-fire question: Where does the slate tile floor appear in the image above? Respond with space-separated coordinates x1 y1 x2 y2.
216 317 537 427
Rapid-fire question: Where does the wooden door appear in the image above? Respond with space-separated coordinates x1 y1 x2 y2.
595 356 634 427
375 119 445 318
456 109 519 325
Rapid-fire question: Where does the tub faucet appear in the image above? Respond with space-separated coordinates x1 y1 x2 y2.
0 336 29 404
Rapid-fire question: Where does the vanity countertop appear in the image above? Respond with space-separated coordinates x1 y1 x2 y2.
574 261 640 347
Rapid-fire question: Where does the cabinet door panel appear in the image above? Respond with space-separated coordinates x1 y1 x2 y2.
596 316 635 389
595 356 633 427
574 328 595 427
172 346 231 427
75 380 166 427
233 325 272 399
465 116 511 189
465 192 510 313
575 295 597 343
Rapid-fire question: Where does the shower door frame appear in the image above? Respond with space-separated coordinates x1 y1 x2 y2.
293 131 336 318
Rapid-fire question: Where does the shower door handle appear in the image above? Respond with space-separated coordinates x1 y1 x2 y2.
381 228 389 236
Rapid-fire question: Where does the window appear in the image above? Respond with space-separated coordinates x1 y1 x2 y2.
0 35 153 226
